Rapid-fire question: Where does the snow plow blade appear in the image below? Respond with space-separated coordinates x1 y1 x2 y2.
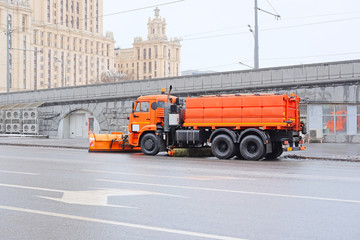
88 133 141 152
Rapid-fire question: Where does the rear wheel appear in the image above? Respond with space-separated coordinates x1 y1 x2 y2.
265 142 283 160
140 133 159 156
211 134 235 159
239 135 265 161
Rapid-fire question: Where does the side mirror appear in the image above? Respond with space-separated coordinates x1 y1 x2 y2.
132 102 135 113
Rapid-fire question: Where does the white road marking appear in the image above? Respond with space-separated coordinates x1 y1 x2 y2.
0 183 62 193
38 189 185 208
97 179 360 204
0 205 247 240
83 169 252 181
0 170 37 175
0 183 185 208
241 171 360 182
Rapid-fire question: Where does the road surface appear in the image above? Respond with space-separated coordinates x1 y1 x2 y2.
0 145 359 240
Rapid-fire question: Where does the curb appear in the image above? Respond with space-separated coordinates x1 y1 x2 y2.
283 154 360 163
0 143 87 150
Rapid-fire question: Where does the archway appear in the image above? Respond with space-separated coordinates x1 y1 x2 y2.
58 110 100 139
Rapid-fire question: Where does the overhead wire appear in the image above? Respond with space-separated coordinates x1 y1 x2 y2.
181 16 360 41
2 0 185 34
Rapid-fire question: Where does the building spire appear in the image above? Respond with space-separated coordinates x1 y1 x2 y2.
154 7 160 17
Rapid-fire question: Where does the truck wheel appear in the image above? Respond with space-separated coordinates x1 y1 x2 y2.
211 134 235 159
265 142 283 160
140 133 159 156
239 135 265 161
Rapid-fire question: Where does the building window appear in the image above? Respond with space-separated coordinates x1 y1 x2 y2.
33 30 37 44
149 48 151 59
155 46 158 58
47 0 51 22
149 62 152 73
137 49 140 60
71 0 74 13
168 49 171 60
47 33 51 46
357 106 360 134
34 47 38 90
60 0 63 24
143 62 146 74
22 15 26 32
136 62 139 80
8 14 12 48
54 34 57 47
323 105 347 135
143 49 146 59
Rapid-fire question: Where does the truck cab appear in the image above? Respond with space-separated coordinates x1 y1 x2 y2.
128 94 177 150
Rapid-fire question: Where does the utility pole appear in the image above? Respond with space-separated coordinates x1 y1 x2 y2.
252 0 280 70
6 0 11 92
254 0 259 69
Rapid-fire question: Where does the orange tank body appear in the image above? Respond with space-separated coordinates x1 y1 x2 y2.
183 93 301 131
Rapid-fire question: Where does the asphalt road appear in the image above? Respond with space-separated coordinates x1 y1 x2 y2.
0 145 359 240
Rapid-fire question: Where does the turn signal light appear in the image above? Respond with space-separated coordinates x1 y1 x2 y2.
287 147 292 151
300 147 306 150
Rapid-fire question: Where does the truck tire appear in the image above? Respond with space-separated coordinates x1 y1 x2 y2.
211 134 235 159
265 142 283 160
140 133 159 156
239 135 265 161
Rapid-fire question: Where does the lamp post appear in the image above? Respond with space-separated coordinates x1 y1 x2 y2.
254 0 259 69
251 0 280 70
6 0 11 92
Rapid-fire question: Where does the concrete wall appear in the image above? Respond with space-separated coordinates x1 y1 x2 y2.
1 60 359 105
0 60 359 141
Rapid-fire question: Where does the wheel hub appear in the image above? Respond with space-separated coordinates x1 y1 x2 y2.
144 139 154 150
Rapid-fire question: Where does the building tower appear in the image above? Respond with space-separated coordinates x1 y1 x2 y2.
115 8 181 80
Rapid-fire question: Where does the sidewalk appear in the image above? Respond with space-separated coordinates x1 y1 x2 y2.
0 136 359 161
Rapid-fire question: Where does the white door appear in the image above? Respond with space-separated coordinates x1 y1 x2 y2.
69 113 86 139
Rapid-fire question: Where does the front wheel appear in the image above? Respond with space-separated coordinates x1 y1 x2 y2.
211 134 235 159
239 135 265 161
140 133 159 156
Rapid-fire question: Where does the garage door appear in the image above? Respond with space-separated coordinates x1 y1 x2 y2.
69 113 87 139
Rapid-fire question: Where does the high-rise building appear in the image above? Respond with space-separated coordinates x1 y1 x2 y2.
0 0 115 92
114 8 181 80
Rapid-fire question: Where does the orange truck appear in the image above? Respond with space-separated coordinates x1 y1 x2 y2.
89 87 306 160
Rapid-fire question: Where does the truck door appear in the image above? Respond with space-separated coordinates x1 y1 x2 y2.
130 101 150 133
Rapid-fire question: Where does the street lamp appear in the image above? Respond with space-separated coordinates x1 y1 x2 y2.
251 0 281 70
6 0 11 93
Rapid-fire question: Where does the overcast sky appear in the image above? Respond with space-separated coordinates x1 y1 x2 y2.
103 0 360 72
